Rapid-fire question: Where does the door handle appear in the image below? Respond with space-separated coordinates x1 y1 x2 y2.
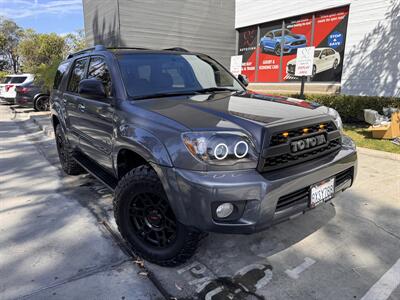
78 103 86 112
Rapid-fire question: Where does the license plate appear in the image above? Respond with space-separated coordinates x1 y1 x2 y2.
310 177 335 208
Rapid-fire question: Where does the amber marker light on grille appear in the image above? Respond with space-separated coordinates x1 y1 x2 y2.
303 128 309 134
319 124 326 130
282 132 289 138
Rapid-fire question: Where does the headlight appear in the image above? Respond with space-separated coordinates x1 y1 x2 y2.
182 132 258 166
328 108 343 131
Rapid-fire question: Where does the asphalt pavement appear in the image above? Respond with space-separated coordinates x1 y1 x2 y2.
0 103 399 300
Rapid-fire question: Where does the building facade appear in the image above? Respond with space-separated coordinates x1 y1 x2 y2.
82 0 236 67
83 0 399 97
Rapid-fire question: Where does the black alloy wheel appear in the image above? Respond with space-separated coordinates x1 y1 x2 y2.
114 165 202 266
34 96 49 112
129 192 177 248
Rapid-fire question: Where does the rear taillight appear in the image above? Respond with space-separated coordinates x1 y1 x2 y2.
5 84 14 92
16 87 29 94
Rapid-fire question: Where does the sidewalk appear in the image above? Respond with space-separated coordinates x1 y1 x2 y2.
0 105 162 299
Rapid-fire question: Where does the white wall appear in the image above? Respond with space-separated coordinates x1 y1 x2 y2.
236 0 400 97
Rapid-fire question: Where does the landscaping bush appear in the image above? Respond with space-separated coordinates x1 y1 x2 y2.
292 94 400 123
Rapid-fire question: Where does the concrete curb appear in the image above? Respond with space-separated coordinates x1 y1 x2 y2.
30 115 54 138
357 147 400 161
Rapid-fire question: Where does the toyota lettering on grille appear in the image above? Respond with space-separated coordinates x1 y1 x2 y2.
290 134 326 153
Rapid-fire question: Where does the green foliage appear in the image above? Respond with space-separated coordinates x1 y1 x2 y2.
34 59 62 93
0 18 24 72
18 30 66 73
292 94 400 123
0 70 9 81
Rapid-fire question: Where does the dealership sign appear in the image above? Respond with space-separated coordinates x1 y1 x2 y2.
295 46 315 76
230 55 243 77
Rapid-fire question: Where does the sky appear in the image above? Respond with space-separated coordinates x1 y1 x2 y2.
0 0 84 35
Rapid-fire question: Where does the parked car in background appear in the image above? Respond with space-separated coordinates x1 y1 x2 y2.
260 29 307 56
286 47 341 77
15 81 50 111
0 74 34 103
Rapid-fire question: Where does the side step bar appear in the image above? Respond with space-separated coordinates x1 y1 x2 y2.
73 153 118 191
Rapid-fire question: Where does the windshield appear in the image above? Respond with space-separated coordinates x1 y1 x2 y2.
274 29 297 38
314 50 321 57
117 53 245 99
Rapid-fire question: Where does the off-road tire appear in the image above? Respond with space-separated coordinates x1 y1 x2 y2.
55 124 85 175
114 165 202 267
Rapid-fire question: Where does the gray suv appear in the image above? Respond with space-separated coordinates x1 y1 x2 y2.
50 45 357 266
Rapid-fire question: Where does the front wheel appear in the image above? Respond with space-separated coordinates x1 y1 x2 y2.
114 165 202 267
333 59 339 70
274 44 281 56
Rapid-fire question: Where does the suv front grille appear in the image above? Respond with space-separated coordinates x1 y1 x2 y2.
275 167 354 212
260 121 341 172
270 122 336 146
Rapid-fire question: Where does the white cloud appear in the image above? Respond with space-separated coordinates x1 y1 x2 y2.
0 0 82 19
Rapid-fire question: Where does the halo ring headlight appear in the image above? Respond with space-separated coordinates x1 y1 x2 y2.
214 143 229 160
234 141 249 158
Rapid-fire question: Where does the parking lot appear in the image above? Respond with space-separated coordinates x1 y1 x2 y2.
0 103 399 300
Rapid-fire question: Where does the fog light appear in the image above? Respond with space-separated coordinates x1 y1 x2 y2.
216 203 234 218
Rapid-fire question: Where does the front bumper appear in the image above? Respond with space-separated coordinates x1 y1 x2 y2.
154 146 357 234
0 97 16 104
283 43 306 53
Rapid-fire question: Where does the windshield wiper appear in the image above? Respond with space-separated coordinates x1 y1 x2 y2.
131 90 200 100
194 87 239 93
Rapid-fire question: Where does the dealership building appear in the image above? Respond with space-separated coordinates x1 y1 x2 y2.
83 0 399 97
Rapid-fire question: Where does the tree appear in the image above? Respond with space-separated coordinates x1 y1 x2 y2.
0 18 24 73
18 30 66 91
64 29 86 53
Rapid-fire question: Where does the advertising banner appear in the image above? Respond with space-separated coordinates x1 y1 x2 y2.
237 5 349 84
237 26 257 81
282 14 313 82
257 21 282 82
312 6 349 82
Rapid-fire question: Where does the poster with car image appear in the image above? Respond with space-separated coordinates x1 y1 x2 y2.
281 14 313 81
237 26 257 81
311 6 349 81
257 21 282 82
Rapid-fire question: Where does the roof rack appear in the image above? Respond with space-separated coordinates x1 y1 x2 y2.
163 47 189 52
107 46 150 51
67 45 107 59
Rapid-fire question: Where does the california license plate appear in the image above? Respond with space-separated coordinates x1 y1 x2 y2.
310 177 335 208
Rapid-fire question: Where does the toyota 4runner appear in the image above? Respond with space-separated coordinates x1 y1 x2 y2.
50 45 357 266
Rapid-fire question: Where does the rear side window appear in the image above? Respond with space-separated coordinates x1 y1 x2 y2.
10 76 27 84
67 58 88 93
1 76 12 83
87 57 112 97
53 61 71 90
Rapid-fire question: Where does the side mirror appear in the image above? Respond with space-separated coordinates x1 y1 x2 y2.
78 79 106 99
320 54 326 59
237 74 249 87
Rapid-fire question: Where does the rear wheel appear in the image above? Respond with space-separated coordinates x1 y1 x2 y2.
34 95 50 112
114 165 202 267
55 124 85 175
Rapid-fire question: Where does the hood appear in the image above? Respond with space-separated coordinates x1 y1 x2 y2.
134 91 330 132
